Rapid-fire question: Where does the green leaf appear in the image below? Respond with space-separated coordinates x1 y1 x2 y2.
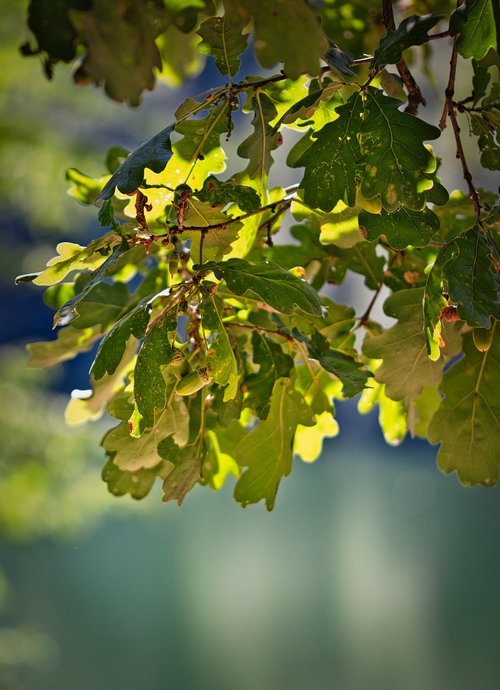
182 197 232 228
294 410 339 462
362 288 462 401
360 90 440 212
27 326 100 369
295 92 364 211
72 282 130 330
426 226 500 331
91 297 153 380
328 241 385 290
97 124 174 200
239 0 328 79
244 330 294 418
201 258 323 316
158 428 205 505
428 327 500 486
22 0 85 64
450 0 500 61
71 0 163 105
65 338 137 425
470 83 500 170
196 11 249 76
296 329 371 398
102 397 189 472
358 206 440 249
30 235 118 286
196 176 261 213
148 103 229 203
236 92 282 184
102 459 166 500
134 318 174 428
54 238 130 327
203 424 243 490
234 378 315 510
372 14 444 69
201 295 239 400
66 167 106 205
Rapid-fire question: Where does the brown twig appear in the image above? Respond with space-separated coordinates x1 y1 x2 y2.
439 37 482 218
144 196 294 241
381 0 426 114
355 251 400 328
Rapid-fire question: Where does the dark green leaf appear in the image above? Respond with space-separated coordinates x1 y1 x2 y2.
295 92 364 211
372 14 443 69
359 206 440 249
361 90 440 212
427 226 500 329
296 329 371 398
97 124 174 200
450 0 500 60
73 281 129 329
244 331 294 418
160 437 205 505
91 297 153 380
134 318 174 428
72 0 163 105
196 176 261 213
201 258 323 316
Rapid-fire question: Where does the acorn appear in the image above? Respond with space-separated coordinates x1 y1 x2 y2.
176 367 213 396
473 326 494 352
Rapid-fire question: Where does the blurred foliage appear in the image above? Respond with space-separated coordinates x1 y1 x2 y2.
0 347 120 541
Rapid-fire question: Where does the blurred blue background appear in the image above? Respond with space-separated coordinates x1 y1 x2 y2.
1 2 499 688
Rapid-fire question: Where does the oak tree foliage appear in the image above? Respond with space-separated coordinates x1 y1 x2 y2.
18 0 500 507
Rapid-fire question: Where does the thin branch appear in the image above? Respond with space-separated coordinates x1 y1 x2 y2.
225 321 295 342
439 37 482 218
381 0 426 114
144 195 295 241
355 251 400 328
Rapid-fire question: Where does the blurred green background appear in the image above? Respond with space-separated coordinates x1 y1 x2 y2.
1 2 500 689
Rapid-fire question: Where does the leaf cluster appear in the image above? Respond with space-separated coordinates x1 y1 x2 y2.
18 0 500 507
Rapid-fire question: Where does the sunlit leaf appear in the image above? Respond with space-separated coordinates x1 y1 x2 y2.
363 288 462 400
234 378 315 509
428 328 500 486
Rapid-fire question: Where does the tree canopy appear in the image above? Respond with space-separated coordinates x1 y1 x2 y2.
17 0 500 508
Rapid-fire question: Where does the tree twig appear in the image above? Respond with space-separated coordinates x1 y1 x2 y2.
439 37 482 218
381 0 426 114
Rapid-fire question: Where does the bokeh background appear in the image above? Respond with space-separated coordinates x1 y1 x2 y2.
1 2 500 688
